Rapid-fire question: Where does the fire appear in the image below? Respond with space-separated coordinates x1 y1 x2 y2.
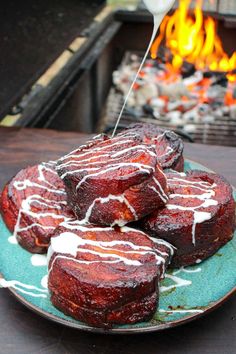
150 0 236 81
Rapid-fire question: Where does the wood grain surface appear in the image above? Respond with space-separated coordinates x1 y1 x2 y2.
0 126 236 354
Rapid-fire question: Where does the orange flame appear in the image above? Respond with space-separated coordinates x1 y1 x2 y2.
150 0 236 81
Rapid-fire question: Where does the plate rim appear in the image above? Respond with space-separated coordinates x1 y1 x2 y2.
1 158 236 334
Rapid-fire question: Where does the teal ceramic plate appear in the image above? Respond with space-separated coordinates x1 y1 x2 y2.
0 159 236 333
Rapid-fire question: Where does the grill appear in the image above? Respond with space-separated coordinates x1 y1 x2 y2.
1 1 236 146
101 87 236 145
101 51 236 146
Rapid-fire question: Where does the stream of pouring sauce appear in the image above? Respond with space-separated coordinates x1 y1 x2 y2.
112 0 176 137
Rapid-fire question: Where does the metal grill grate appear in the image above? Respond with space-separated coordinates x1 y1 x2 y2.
101 50 236 147
101 88 236 146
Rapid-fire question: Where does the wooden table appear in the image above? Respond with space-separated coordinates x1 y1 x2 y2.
0 126 236 354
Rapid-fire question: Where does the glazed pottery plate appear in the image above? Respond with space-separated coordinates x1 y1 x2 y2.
0 159 236 334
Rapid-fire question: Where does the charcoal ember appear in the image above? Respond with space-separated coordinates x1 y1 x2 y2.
207 85 226 102
183 71 203 86
181 61 196 78
203 115 215 123
143 104 154 116
167 99 197 112
211 75 228 88
135 83 158 106
233 87 236 99
127 92 136 108
150 98 166 111
229 105 236 119
166 111 183 126
156 46 172 64
183 107 200 123
198 103 210 115
184 124 196 133
153 109 162 119
222 106 230 115
211 101 224 109
214 108 224 118
124 106 142 118
203 71 226 78
159 82 190 99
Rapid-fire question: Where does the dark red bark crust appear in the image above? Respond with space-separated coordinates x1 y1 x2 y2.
118 123 184 171
48 222 173 328
56 134 168 226
0 163 74 253
141 170 236 267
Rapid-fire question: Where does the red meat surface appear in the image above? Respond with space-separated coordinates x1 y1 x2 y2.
0 162 74 253
118 123 184 171
56 134 168 226
48 220 174 328
141 170 235 267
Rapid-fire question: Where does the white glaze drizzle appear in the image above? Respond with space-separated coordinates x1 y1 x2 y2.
159 309 204 314
86 194 138 225
160 273 192 293
49 231 164 265
8 235 18 244
47 225 171 279
41 275 48 289
166 174 218 245
0 278 48 298
57 135 167 226
153 176 169 202
75 162 154 190
10 162 71 245
150 237 176 256
173 267 202 275
30 254 47 267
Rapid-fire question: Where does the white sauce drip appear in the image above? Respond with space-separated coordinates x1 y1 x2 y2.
159 309 204 314
30 254 47 267
173 267 202 275
10 162 71 246
49 230 165 267
160 274 192 293
57 136 167 225
41 275 48 289
0 278 48 298
8 235 18 244
47 223 173 279
83 194 138 225
160 266 202 293
167 174 218 245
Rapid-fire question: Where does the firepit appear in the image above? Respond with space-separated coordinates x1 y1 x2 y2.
102 0 236 146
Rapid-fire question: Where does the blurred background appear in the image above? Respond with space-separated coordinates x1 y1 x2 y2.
0 0 235 145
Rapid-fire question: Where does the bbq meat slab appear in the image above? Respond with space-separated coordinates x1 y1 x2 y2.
48 220 174 328
141 170 235 267
118 123 184 171
0 162 74 253
56 134 168 226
